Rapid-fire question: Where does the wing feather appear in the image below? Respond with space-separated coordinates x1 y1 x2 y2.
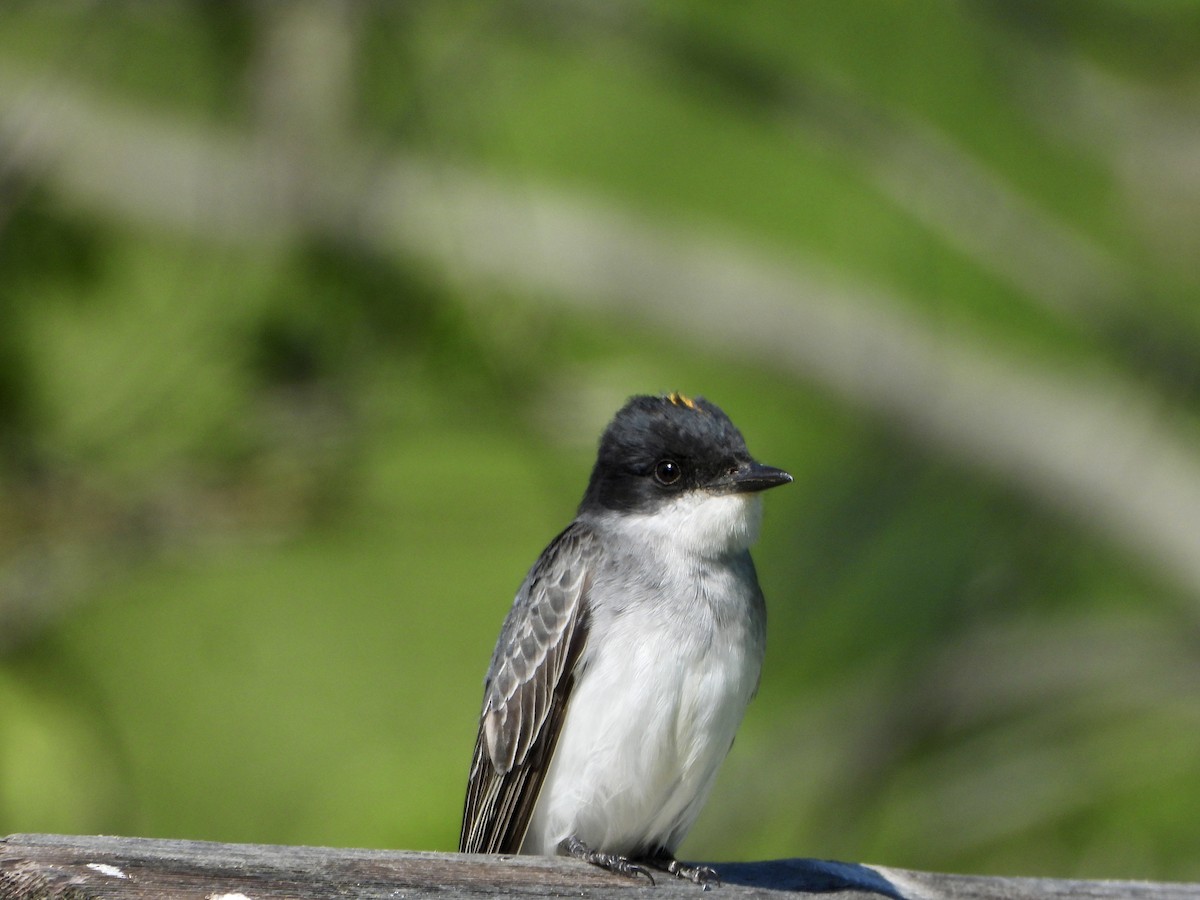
459 521 597 854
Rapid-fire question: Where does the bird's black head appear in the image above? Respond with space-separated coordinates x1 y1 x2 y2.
579 393 791 516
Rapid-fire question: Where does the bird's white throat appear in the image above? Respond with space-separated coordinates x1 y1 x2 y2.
594 491 764 559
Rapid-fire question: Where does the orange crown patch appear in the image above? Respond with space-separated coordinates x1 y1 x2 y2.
667 392 699 411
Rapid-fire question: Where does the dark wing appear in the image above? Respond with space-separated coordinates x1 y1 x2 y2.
459 521 597 854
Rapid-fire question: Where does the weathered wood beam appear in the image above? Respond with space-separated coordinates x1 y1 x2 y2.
2 834 1198 900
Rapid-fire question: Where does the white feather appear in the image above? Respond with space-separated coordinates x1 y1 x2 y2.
521 490 767 856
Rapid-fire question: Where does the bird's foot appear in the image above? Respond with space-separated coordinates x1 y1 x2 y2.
559 835 656 884
666 858 721 886
646 852 721 887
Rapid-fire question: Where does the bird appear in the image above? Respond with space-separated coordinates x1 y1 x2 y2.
459 392 791 884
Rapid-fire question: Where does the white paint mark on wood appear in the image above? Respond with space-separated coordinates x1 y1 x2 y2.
86 862 129 878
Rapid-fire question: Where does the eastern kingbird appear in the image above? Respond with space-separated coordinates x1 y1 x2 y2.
459 393 791 884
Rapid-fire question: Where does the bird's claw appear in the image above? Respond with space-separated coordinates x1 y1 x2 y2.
559 835 656 885
667 859 721 886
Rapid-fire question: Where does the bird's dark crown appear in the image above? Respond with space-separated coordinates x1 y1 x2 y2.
579 393 754 514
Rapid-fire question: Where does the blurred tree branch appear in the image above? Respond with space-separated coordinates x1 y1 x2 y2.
562 7 1135 319
2 69 1200 611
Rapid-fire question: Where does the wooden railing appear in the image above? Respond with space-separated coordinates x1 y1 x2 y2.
2 833 1198 899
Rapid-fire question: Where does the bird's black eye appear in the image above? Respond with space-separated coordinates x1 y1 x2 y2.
654 459 682 486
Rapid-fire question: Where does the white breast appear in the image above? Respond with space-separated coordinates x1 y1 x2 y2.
521 492 766 856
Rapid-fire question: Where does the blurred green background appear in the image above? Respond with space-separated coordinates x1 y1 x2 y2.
2 0 1199 882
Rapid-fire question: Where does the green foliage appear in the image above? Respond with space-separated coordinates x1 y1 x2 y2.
0 185 108 446
1 0 1198 884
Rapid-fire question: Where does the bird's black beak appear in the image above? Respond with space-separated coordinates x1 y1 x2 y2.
715 461 793 494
